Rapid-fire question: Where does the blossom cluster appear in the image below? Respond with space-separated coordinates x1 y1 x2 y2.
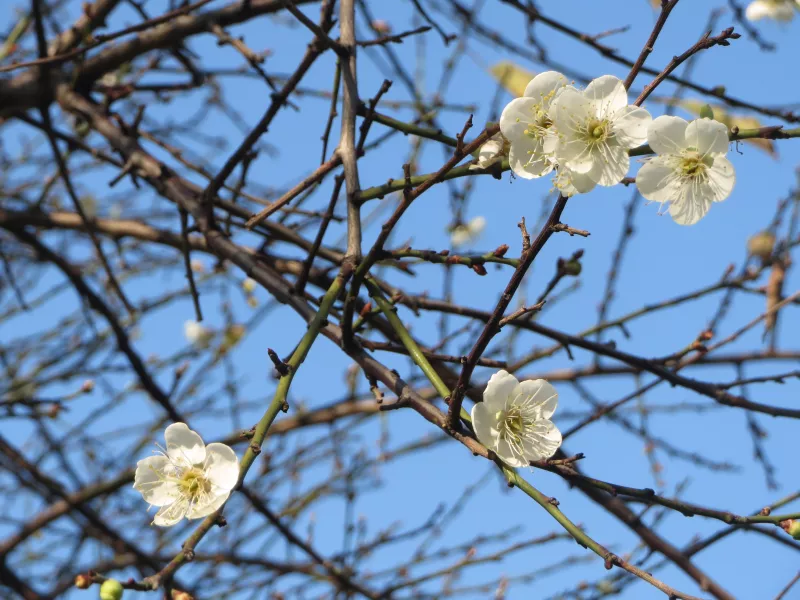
495 72 736 225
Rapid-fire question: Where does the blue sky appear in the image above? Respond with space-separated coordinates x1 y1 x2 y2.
1 0 799 598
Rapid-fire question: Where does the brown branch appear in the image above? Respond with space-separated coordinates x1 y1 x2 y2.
445 198 570 430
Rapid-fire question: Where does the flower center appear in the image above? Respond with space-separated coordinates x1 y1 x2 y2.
587 119 610 142
178 467 211 503
678 149 713 178
496 407 531 441
507 413 525 435
524 107 553 139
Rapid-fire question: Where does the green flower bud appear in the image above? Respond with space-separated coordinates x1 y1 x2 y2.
99 579 124 600
562 259 582 276
781 519 800 540
699 104 714 120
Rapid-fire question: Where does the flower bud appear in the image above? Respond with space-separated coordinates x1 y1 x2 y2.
747 231 775 261
242 278 257 293
493 244 509 258
74 574 91 589
781 519 800 540
81 379 95 394
247 296 259 308
371 19 391 34
561 259 582 276
471 264 488 276
99 579 124 600
190 259 205 273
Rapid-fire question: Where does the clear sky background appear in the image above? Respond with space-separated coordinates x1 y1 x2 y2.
1 0 799 599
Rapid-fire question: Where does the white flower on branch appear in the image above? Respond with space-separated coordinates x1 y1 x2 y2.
450 216 486 247
470 133 506 170
134 423 239 526
745 0 798 21
499 71 570 179
184 320 213 348
636 116 735 225
550 75 651 187
471 370 562 467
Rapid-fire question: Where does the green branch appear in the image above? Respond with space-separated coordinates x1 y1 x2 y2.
358 125 800 203
366 278 471 422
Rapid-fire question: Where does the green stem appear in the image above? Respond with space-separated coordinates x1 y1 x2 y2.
366 278 471 423
502 466 604 554
239 273 346 475
147 274 347 587
366 279 450 399
364 108 459 148
358 126 800 203
502 467 703 600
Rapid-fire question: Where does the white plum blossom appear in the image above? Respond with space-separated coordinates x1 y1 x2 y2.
636 116 735 226
134 423 239 526
470 133 506 170
184 320 213 348
745 0 798 21
450 216 486 247
471 370 562 467
550 75 651 187
499 71 570 179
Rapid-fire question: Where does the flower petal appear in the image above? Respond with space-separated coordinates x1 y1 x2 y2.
471 402 500 449
134 455 180 507
165 423 206 466
499 97 539 144
521 420 562 461
568 170 598 194
483 370 520 412
584 75 628 117
587 144 629 186
669 187 713 226
187 491 230 520
514 380 558 420
153 498 189 527
204 443 240 492
494 437 528 468
523 71 568 106
554 166 597 196
706 156 736 202
686 118 729 156
557 139 595 173
551 87 594 138
508 143 553 179
647 115 689 155
636 155 680 203
474 137 504 169
612 106 652 148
